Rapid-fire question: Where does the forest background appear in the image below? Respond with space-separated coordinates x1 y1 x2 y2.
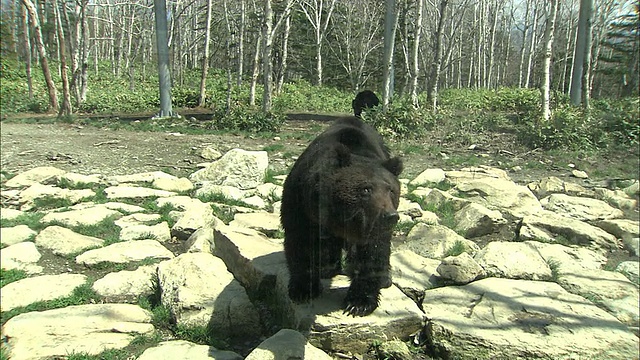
0 0 638 152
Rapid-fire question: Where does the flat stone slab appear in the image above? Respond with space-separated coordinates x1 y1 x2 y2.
41 205 122 227
92 264 158 297
104 185 177 199
283 275 425 355
229 212 281 235
119 222 171 242
35 226 104 255
0 225 36 247
245 329 331 360
2 304 154 360
0 241 43 274
75 239 174 265
540 193 625 221
1 208 25 222
4 166 66 188
138 340 242 360
0 274 87 312
474 241 552 281
422 277 639 360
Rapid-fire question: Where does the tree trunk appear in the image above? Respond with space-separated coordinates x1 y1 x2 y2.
570 0 593 107
426 0 448 112
382 0 398 109
409 0 424 107
517 0 531 87
153 0 174 117
198 0 213 107
237 0 245 86
20 4 33 100
21 0 58 112
53 0 72 116
276 11 291 93
524 4 538 88
262 0 274 112
249 31 262 106
541 0 558 122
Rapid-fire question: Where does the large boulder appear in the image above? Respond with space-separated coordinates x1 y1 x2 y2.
190 148 268 190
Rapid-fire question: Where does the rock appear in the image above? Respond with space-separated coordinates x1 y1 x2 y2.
409 168 446 186
195 183 248 201
375 340 413 360
558 268 639 326
59 172 104 187
171 202 220 240
2 304 154 360
41 204 122 227
184 227 215 254
444 166 511 185
424 188 471 212
245 329 331 360
101 201 146 213
157 253 261 337
213 224 285 293
119 222 171 242
242 195 267 209
1 208 24 222
0 225 37 247
540 193 624 221
152 177 194 193
397 198 423 219
0 241 43 274
529 176 590 198
474 241 552 281
437 252 485 284
622 180 639 197
594 187 638 210
284 275 425 355
35 225 104 256
104 185 177 199
422 278 639 360
390 250 442 299
455 178 542 217
107 171 176 184
114 213 162 228
92 264 158 298
200 147 223 161
410 187 432 199
454 202 507 238
571 169 589 178
517 210 619 252
138 340 243 360
75 239 174 265
256 182 283 201
156 195 205 211
229 212 281 236
398 223 479 259
525 241 606 273
593 219 639 240
4 166 66 188
0 274 87 312
189 148 269 190
616 261 639 285
19 183 95 211
623 237 640 257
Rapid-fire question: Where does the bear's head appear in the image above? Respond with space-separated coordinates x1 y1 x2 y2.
325 148 403 244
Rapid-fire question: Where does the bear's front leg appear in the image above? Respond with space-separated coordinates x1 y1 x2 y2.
343 240 391 316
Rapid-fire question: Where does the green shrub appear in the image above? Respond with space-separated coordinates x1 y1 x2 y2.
361 98 435 138
271 80 351 113
593 97 640 147
209 104 285 132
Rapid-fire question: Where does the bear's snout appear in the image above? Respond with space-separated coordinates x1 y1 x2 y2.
381 210 399 226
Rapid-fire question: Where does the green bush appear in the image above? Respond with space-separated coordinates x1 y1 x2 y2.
593 97 640 147
208 104 285 132
439 87 540 115
361 98 435 138
516 105 606 150
272 80 351 113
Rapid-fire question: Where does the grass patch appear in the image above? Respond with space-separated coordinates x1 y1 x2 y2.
423 202 457 230
196 192 257 209
210 204 235 224
395 221 415 237
1 282 102 325
57 178 94 190
32 196 75 210
444 240 467 257
262 144 285 153
546 259 562 283
66 349 130 360
0 268 28 287
264 167 286 184
174 324 228 349
0 212 46 230
71 215 121 245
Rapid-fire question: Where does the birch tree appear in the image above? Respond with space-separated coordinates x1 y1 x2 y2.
299 0 337 86
409 0 423 106
426 0 449 112
153 0 174 117
53 0 72 116
21 0 58 112
541 0 558 122
198 0 213 107
382 0 398 109
570 0 593 107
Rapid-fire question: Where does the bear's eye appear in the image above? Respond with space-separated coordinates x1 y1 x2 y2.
361 187 372 197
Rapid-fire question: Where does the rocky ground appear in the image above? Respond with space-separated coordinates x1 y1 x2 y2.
0 120 639 359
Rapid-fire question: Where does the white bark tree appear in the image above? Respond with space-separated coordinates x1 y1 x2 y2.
541 0 558 122
198 0 214 107
382 0 398 109
299 0 337 86
570 0 593 107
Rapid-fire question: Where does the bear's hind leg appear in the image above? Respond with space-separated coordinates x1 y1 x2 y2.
320 234 344 278
284 223 322 303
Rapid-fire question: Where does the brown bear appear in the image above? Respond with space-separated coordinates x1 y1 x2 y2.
352 90 380 117
281 116 402 316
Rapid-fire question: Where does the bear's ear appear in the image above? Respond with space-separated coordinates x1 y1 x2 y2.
383 157 403 176
335 144 351 167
